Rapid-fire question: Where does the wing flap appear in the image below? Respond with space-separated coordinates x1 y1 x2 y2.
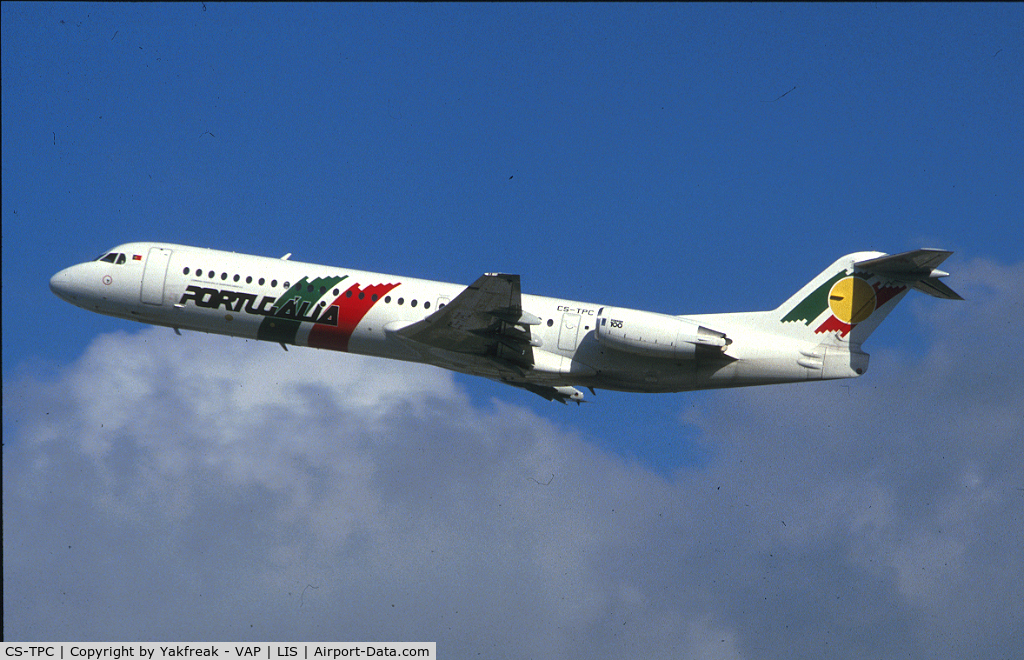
508 382 585 404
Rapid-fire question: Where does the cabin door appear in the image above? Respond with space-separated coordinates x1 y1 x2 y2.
141 247 172 305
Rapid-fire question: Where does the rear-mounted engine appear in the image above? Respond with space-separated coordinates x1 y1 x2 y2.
595 306 730 359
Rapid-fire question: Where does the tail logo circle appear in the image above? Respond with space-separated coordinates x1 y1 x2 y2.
828 276 876 324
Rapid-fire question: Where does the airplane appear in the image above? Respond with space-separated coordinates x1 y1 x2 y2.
50 243 961 404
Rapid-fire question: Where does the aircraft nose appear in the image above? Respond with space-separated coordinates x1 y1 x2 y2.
50 267 79 302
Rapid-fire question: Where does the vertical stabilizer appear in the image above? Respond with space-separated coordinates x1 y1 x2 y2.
773 249 960 348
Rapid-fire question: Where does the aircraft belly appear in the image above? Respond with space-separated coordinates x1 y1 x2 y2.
691 345 814 388
585 350 698 393
173 304 263 340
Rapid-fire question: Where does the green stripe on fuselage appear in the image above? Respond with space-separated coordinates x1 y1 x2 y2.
257 275 346 344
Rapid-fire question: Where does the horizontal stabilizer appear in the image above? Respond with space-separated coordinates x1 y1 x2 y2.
856 249 963 300
855 248 953 273
911 276 963 300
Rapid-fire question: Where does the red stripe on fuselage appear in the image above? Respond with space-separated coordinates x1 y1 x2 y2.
307 282 400 351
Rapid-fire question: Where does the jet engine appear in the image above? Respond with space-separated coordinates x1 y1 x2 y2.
595 307 729 359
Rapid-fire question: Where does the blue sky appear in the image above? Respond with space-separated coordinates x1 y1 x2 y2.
3 3 1023 656
5 2 1020 468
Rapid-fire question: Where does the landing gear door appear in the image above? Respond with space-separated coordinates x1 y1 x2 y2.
141 247 173 305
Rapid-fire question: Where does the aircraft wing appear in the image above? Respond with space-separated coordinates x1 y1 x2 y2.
394 273 541 368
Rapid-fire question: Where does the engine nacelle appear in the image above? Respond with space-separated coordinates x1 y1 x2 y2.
595 307 729 359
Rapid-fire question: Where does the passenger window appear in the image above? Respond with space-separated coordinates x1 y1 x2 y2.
424 301 430 309
234 274 240 282
246 276 252 284
271 280 278 287
411 299 417 307
259 278 266 286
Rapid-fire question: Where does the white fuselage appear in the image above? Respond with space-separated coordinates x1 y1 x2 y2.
50 242 864 397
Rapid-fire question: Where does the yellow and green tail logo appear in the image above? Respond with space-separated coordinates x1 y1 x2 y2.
782 271 906 337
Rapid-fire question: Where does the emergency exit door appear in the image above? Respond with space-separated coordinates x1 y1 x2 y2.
558 313 581 351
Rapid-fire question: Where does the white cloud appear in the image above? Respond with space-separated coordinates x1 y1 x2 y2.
4 258 1023 659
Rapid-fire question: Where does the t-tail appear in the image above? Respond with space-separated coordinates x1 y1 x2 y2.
774 248 961 347
686 248 961 388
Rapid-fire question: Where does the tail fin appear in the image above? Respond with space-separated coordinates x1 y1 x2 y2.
774 248 961 347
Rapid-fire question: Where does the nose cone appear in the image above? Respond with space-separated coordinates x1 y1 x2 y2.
50 266 80 303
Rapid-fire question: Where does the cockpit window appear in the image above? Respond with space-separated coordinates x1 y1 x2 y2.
97 253 127 265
